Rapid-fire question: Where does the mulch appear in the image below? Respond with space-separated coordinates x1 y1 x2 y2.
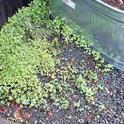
103 0 124 10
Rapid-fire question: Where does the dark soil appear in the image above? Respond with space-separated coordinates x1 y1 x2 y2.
103 0 124 10
0 41 124 124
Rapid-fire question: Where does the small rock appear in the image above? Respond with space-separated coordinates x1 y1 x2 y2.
34 120 38 124
121 72 124 78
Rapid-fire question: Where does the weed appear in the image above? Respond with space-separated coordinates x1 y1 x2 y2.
75 74 97 102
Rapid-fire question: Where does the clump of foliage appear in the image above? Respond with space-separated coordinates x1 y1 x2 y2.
76 74 97 102
0 0 56 107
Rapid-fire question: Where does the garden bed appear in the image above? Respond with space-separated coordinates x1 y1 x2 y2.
0 0 124 124
0 42 124 124
103 0 124 10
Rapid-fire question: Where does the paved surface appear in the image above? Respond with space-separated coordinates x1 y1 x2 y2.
0 117 20 124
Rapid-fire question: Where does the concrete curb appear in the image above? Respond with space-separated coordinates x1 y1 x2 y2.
0 117 21 124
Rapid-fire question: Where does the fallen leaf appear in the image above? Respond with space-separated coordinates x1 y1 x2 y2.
11 101 20 110
14 108 23 122
14 106 25 122
109 88 113 96
47 111 53 118
21 111 31 119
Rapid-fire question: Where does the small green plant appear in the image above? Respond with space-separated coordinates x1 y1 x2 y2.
84 70 98 83
75 74 97 102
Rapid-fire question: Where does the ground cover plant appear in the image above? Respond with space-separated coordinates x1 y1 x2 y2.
0 0 123 124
